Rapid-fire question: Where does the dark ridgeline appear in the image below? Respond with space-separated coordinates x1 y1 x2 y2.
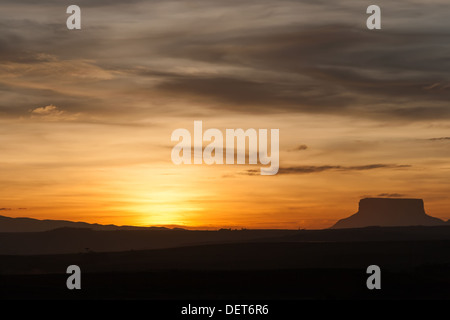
0 214 172 232
331 198 446 229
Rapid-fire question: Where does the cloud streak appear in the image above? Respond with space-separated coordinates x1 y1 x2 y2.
428 137 450 141
243 164 411 175
29 105 80 121
288 145 308 152
376 193 406 198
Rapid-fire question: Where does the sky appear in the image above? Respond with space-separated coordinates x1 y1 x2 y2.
0 0 449 229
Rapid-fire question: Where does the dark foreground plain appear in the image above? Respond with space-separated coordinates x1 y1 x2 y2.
2 266 449 300
0 226 449 299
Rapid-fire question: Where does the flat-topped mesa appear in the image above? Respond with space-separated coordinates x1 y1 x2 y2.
331 198 445 229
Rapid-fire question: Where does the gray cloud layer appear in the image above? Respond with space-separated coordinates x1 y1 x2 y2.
1 0 449 121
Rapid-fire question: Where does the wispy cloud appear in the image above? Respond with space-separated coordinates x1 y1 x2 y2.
376 193 406 198
428 137 450 141
243 164 411 175
288 145 308 152
0 1 449 121
29 105 79 121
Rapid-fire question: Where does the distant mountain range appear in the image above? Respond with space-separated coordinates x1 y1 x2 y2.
332 198 448 228
1 197 449 233
0 215 173 233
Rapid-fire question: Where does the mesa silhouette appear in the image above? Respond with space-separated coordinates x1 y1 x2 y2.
332 198 447 229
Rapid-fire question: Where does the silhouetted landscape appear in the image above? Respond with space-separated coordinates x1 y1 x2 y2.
0 214 174 233
2 0 450 308
1 198 449 300
1 234 449 299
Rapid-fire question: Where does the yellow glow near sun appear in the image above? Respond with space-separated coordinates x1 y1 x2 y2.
124 189 207 226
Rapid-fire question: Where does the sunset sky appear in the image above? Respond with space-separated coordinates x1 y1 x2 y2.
1 0 449 229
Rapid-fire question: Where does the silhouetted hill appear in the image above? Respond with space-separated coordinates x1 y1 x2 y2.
332 198 446 229
1 227 449 299
0 227 299 255
0 215 172 232
1 225 449 255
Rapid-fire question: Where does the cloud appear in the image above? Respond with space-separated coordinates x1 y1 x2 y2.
243 164 411 175
0 1 449 122
288 145 308 152
154 75 355 115
376 193 406 198
148 22 450 120
428 137 450 141
0 0 145 7
31 105 63 116
29 105 79 121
